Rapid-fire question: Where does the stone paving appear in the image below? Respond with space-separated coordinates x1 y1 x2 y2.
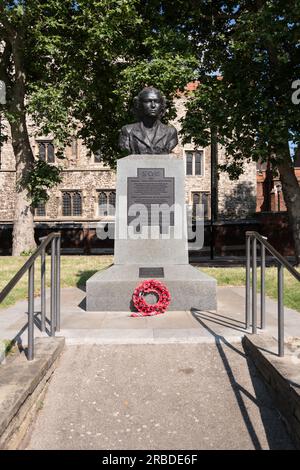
23 343 294 450
1 285 300 346
1 284 299 449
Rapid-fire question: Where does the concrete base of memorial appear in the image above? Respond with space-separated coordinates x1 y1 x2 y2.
86 264 217 312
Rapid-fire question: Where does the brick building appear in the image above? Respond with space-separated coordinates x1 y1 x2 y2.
256 155 300 213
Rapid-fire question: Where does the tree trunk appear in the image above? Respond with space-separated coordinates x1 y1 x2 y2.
278 155 300 266
3 25 37 256
10 113 36 255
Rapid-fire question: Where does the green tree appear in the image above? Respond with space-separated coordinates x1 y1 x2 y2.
62 1 198 166
134 0 300 263
0 0 195 254
0 1 71 254
116 0 300 263
0 0 144 254
178 0 300 263
3 0 298 264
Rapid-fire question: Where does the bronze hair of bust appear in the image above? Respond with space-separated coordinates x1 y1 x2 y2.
118 87 178 155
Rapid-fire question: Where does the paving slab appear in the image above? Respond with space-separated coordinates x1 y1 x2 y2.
1 283 298 450
0 285 299 347
23 343 294 450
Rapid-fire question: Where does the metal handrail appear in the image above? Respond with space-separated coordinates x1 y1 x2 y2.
0 233 59 303
246 231 300 282
245 231 300 357
0 232 61 361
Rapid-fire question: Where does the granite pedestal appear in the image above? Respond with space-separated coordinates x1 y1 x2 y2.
87 264 216 311
86 154 217 312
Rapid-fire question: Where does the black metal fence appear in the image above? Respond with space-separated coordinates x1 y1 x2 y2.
0 233 61 361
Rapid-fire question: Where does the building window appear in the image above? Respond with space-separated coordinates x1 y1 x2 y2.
186 152 193 175
35 201 46 217
62 191 82 216
185 150 203 176
192 191 210 219
98 190 116 216
37 141 55 163
73 192 82 215
195 152 202 175
71 138 78 159
94 149 102 163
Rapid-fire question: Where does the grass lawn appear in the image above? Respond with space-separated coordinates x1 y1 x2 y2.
0 255 112 310
0 256 299 312
202 267 300 313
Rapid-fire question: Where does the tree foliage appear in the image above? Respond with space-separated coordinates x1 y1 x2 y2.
0 0 198 170
1 0 300 260
179 0 300 175
176 0 300 263
19 160 62 207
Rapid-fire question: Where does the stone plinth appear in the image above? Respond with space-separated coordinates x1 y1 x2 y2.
87 264 216 311
114 154 188 265
86 154 217 312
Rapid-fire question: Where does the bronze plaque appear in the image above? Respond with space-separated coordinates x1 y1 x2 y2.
139 267 164 278
127 168 175 231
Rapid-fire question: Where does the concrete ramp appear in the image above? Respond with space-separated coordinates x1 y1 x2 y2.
23 342 294 450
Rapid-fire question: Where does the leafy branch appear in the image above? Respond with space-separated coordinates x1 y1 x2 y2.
19 160 62 207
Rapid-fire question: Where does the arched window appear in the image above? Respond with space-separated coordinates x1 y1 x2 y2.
108 192 116 216
186 152 193 175
35 202 46 217
94 149 102 163
47 143 55 163
37 141 55 163
62 191 83 216
202 192 209 218
192 192 200 218
98 192 108 216
195 151 202 175
185 150 204 176
72 192 82 216
98 190 116 217
38 143 46 161
71 138 78 159
192 192 210 219
62 192 72 216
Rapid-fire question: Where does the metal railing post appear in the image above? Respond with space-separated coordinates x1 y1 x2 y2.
245 234 251 329
260 243 266 329
0 232 62 362
50 237 56 336
28 264 34 361
252 237 257 334
55 235 61 332
41 249 46 332
278 263 284 357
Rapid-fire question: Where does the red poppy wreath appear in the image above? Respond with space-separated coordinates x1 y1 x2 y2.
131 279 171 317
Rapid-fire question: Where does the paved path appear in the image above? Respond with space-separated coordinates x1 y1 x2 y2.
23 342 293 450
1 285 299 449
1 285 300 346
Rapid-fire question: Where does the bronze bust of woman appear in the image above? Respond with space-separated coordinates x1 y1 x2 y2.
118 87 178 155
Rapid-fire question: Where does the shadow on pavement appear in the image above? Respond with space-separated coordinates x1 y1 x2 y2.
190 311 294 450
7 311 52 360
191 308 247 333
